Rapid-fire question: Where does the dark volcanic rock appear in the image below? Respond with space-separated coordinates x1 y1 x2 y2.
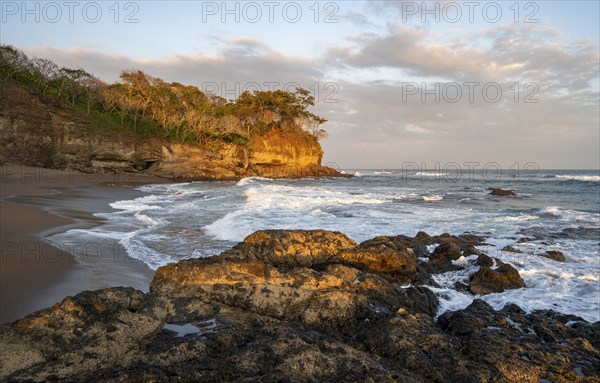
489 188 517 196
540 250 566 262
0 287 168 382
396 286 439 317
469 264 526 295
431 240 463 261
1 229 597 383
475 253 495 267
438 300 600 383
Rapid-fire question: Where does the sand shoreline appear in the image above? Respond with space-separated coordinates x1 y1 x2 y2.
0 165 169 323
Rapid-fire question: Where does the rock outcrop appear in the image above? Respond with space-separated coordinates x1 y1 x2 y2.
1 230 598 382
541 250 566 262
489 188 517 196
469 263 526 295
0 82 342 180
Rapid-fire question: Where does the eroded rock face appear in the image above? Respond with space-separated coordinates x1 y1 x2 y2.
2 230 598 383
336 236 417 282
220 229 357 267
151 230 416 330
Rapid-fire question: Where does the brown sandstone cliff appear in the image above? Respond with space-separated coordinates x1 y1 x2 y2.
0 82 341 180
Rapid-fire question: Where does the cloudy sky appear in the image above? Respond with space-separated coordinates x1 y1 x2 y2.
2 1 599 169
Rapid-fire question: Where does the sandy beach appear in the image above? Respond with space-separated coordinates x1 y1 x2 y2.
0 165 168 323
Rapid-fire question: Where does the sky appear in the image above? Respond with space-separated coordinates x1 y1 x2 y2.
1 0 599 169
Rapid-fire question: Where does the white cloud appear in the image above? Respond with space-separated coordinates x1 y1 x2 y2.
405 124 432 134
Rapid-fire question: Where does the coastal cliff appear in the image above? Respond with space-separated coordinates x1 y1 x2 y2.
1 230 598 382
0 82 340 180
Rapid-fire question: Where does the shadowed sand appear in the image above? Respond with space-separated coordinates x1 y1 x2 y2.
0 165 169 323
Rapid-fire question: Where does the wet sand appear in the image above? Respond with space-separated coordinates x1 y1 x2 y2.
0 165 169 323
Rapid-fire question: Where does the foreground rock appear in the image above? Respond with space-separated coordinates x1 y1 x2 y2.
469 263 526 295
1 230 598 382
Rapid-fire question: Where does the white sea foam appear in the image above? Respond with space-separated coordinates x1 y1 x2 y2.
236 177 273 186
540 206 599 224
138 182 192 194
415 172 446 177
555 175 600 181
110 200 161 212
242 185 388 210
422 195 443 202
430 237 600 323
57 228 127 240
496 214 540 222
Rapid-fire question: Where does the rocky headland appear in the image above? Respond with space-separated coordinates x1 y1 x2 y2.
1 230 598 382
0 81 340 180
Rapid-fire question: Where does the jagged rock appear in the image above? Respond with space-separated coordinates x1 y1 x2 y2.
431 240 463 261
336 236 417 282
2 230 597 383
152 230 417 330
0 287 168 382
462 244 483 256
475 253 495 267
469 264 526 295
540 250 566 262
360 314 471 382
220 229 357 267
396 286 439 317
489 188 517 196
438 300 600 383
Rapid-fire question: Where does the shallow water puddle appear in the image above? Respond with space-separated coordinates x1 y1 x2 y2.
163 319 218 337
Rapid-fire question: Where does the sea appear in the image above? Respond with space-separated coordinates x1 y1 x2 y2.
49 169 600 322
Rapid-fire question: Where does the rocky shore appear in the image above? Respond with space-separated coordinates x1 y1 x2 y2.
1 230 598 382
0 82 343 181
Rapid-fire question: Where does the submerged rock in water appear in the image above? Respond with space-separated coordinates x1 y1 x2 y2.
502 244 523 253
1 229 597 383
540 250 566 262
469 264 526 295
489 188 517 196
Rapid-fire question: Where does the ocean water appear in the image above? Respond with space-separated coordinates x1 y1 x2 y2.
49 169 600 322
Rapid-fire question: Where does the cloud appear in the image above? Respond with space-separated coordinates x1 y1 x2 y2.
23 43 322 90
405 124 433 134
328 22 599 96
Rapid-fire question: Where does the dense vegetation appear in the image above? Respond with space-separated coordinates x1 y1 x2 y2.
0 45 328 145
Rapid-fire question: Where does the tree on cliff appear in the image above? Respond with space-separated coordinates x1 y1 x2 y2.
0 45 329 146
